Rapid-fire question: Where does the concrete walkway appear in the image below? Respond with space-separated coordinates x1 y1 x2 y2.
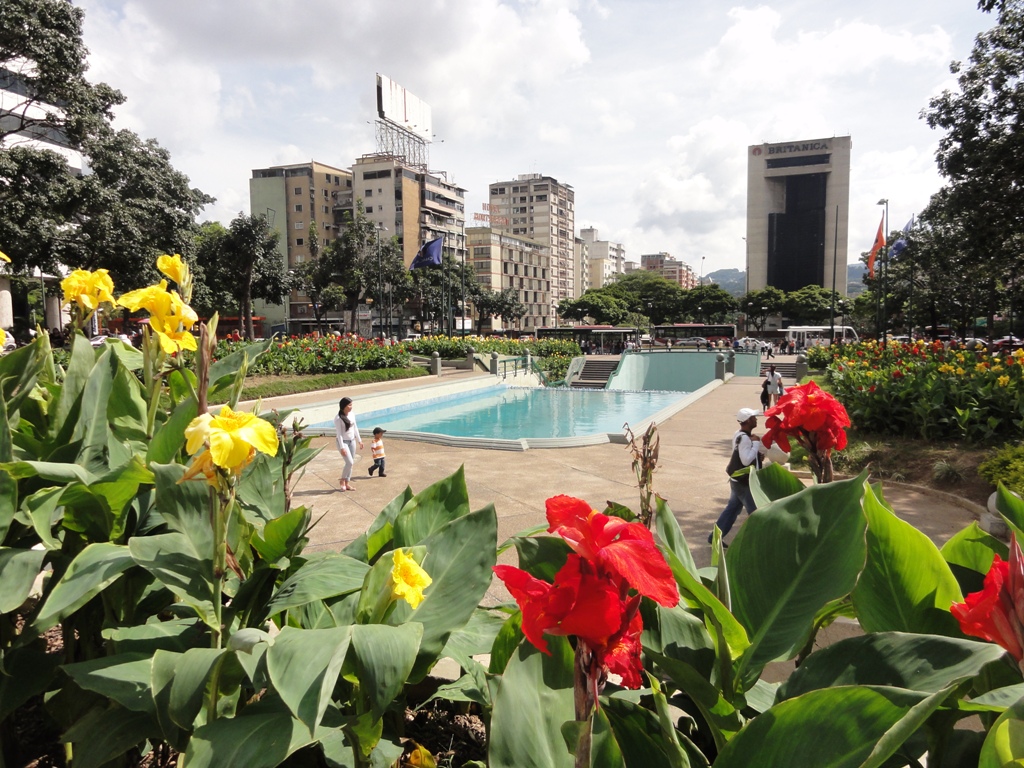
282 369 983 587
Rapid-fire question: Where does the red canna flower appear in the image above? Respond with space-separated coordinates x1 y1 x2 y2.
763 381 850 483
545 495 678 606
951 537 1024 668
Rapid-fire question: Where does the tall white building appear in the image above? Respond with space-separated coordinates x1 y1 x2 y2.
488 174 574 322
579 227 626 289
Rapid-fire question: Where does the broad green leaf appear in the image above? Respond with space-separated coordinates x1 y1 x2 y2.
63 653 155 715
150 650 185 748
860 684 960 768
355 546 426 625
779 632 1008 701
265 553 369 618
713 686 927 768
851 483 963 635
0 546 45 613
251 505 310 564
602 696 709 768
421 658 491 710
488 637 575 768
589 707 626 768
648 675 693 768
996 483 1024 540
72 346 115 473
941 522 1008 597
972 683 1024 709
393 465 471 546
649 651 742 748
207 337 276 397
148 398 198 464
50 332 94 442
167 647 228 730
183 695 316 768
639 601 716 678
0 340 43 416
23 486 67 550
442 608 508 667
980 694 1024 768
488 612 524 675
63 705 158 768
404 505 498 681
129 532 217 628
0 460 96 484
108 363 148 441
510 534 570 582
0 470 15 545
34 542 134 632
652 496 698 580
265 626 351 733
350 623 423 720
102 620 203 655
342 485 414 563
0 645 59 721
729 473 868 684
750 462 805 504
150 462 213 555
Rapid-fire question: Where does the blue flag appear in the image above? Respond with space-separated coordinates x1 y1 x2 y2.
890 215 914 258
410 236 443 269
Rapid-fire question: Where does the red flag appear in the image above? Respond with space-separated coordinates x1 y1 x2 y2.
867 215 885 278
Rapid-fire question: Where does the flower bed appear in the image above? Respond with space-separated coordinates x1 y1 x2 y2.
217 334 411 375
817 339 1024 442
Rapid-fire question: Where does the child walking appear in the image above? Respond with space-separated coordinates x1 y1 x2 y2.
368 427 387 477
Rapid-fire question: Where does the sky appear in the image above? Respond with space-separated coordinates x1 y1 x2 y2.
74 0 991 276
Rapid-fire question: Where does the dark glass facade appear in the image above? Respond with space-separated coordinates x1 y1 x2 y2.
767 173 827 291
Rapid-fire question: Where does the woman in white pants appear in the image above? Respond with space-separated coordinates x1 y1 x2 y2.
333 397 363 491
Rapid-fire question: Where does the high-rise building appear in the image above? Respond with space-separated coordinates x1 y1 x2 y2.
746 136 851 295
574 236 591 297
488 174 574 321
249 160 353 333
466 227 550 333
579 227 626 289
348 154 466 268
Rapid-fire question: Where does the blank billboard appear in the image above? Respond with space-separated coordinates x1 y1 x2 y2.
376 74 432 141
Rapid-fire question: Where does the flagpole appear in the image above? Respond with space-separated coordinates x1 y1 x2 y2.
829 205 838 342
877 198 888 343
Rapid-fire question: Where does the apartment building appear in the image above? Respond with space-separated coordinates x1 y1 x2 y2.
249 160 353 333
488 174 573 321
466 227 550 333
640 252 699 289
579 227 626 289
346 154 467 268
574 236 591 297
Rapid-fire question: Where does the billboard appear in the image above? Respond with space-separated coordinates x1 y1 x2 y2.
376 74 432 141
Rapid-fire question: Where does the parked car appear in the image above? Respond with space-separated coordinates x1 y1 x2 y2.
675 337 708 347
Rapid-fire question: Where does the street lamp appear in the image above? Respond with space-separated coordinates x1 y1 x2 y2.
375 223 387 339
761 306 767 335
699 256 706 287
877 198 889 344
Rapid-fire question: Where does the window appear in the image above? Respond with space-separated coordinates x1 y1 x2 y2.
535 194 547 201
294 187 302 195
365 189 373 197
294 222 304 229
323 189 328 198
323 222 331 230
294 204 303 212
323 205 329 214
296 238 304 246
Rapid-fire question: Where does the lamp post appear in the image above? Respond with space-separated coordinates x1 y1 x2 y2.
838 299 847 333
761 306 767 335
877 198 889 344
699 256 706 287
375 222 385 339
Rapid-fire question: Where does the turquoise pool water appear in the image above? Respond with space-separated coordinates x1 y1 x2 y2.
326 385 687 440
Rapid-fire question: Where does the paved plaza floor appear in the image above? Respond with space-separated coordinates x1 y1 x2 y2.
259 363 983 609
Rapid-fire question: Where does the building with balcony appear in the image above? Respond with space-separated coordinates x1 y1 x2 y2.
466 226 550 333
249 160 352 333
640 252 699 289
488 174 574 320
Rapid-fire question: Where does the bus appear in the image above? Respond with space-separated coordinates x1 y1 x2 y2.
784 325 859 349
651 324 737 345
536 325 641 353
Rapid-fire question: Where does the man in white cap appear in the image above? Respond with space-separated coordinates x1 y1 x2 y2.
708 407 768 545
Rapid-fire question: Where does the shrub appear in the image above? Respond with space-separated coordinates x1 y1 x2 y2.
979 443 1024 496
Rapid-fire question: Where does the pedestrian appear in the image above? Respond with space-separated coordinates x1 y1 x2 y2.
368 427 387 477
765 364 784 406
760 378 771 411
333 396 363 491
708 408 767 545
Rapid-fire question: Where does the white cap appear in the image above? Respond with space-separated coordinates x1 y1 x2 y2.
736 407 761 422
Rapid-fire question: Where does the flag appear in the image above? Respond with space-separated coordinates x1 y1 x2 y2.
410 236 443 269
867 215 885 278
890 215 914 259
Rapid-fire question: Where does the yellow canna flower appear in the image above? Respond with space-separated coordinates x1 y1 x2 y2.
956 367 965 376
156 254 188 286
118 281 198 354
1014 348 1024 360
118 280 170 314
390 549 432 609
0 249 9 263
939 364 955 374
999 375 1011 388
61 269 115 313
993 365 1004 373
184 405 279 474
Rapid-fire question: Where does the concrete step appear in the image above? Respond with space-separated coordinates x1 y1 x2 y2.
759 362 797 378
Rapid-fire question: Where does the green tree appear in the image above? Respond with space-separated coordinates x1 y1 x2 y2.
740 286 787 332
204 213 287 339
603 271 684 323
679 283 737 323
558 292 629 325
784 285 840 325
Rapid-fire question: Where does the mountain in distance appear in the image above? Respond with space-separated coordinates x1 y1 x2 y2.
703 264 867 298
705 268 745 297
